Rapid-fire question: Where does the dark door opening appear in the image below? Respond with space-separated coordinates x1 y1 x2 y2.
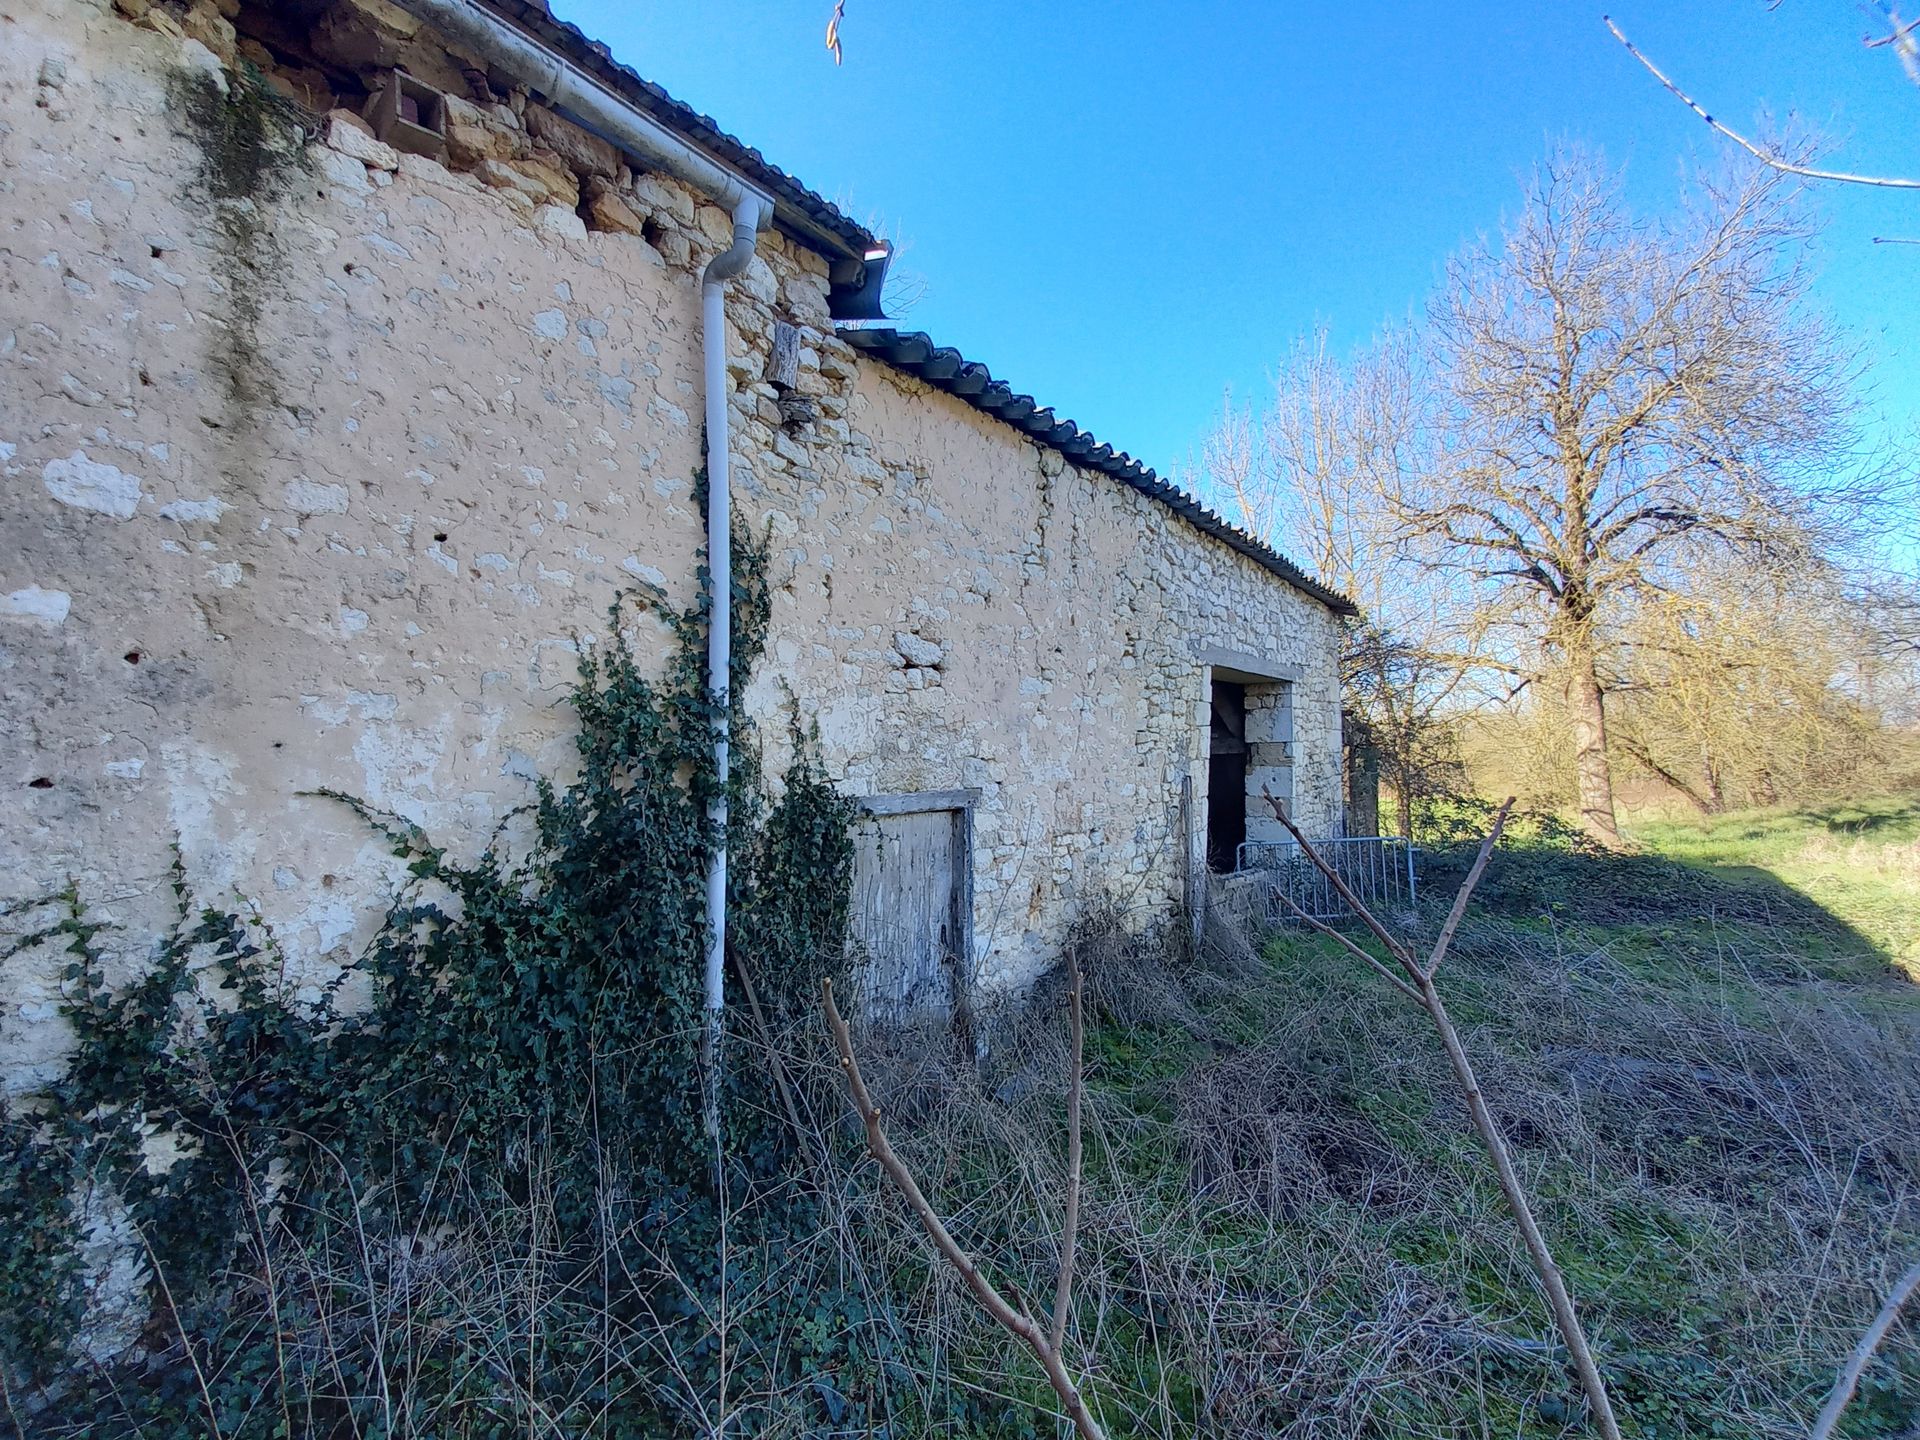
1207 679 1247 872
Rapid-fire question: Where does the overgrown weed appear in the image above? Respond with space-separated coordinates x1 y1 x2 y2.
848 834 1920 1436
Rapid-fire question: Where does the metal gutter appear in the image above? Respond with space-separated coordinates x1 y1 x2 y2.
396 0 879 275
395 0 777 1139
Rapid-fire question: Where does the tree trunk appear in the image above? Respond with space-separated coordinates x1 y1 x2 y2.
1395 777 1414 841
1701 750 1726 813
1619 736 1711 815
1563 634 1624 847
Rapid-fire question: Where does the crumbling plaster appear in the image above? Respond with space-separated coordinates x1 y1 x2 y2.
0 0 1343 1094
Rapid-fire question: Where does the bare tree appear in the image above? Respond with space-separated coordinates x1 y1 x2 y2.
1200 331 1481 835
1393 147 1890 845
1608 557 1918 812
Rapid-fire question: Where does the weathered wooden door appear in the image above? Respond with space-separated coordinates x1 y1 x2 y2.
849 799 969 1021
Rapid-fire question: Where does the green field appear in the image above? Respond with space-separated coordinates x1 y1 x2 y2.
1632 798 1920 977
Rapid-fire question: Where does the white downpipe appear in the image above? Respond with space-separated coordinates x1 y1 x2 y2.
393 0 775 1140
699 199 765 1141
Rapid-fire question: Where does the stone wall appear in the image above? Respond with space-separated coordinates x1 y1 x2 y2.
0 0 1345 1092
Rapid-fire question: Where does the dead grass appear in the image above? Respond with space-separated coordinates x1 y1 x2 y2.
43 847 1916 1437
838 848 1920 1437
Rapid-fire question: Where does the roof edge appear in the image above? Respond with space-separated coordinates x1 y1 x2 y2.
404 0 879 266
841 328 1360 617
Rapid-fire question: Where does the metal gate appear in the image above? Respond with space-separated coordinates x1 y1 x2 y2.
1235 836 1416 924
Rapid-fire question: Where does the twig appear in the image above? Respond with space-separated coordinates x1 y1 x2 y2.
1260 788 1417 970
1810 1261 1920 1440
729 941 814 1163
1051 948 1085 1354
1872 236 1920 244
1863 10 1920 49
1262 792 1623 1440
1422 804 1510 980
821 979 1109 1440
132 1218 224 1440
1862 3 1920 87
1274 889 1423 1004
1605 16 1920 189
825 0 846 64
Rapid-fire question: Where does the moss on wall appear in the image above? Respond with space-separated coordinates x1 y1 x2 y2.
170 63 312 426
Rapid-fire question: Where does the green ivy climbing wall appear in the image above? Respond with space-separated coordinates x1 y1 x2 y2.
0 510 901 1436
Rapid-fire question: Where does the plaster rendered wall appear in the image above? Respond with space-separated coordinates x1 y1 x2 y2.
0 0 1344 1095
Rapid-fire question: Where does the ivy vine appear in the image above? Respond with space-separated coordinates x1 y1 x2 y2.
0 514 904 1436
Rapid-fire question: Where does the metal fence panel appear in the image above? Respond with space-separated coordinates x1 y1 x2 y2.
1235 836 1416 924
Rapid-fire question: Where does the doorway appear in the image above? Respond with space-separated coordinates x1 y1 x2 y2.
1207 679 1248 871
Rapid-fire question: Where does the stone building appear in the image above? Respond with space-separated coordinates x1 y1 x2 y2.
0 0 1354 1087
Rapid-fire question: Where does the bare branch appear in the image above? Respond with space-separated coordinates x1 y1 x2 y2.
1261 786 1419 972
1862 3 1920 87
1810 1261 1920 1440
729 942 813 1163
1274 889 1425 1004
1049 948 1085 1354
1269 813 1624 1440
1605 16 1920 188
821 980 1109 1440
824 0 846 64
1423 797 1515 980
1863 10 1920 51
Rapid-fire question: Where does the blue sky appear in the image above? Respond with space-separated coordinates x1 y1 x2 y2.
555 1 1918 484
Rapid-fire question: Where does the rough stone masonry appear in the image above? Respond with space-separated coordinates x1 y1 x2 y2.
0 0 1347 1094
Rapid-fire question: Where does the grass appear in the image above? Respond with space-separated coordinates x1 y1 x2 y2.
866 797 1920 1437
1632 797 1920 976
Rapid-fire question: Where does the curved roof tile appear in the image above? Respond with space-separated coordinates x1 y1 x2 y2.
843 328 1358 616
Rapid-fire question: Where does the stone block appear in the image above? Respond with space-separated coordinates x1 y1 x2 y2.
179 1 237 62
632 171 695 225
395 152 459 188
781 272 831 321
526 104 620 180
473 158 540 206
324 112 399 171
533 204 588 241
517 152 581 208
139 7 186 40
311 144 372 195
585 188 648 236
817 340 858 380
340 0 421 35
313 0 411 68
741 254 778 305
261 60 333 111
651 227 692 268
474 156 575 210
442 93 517 167
894 631 943 668
695 204 734 246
